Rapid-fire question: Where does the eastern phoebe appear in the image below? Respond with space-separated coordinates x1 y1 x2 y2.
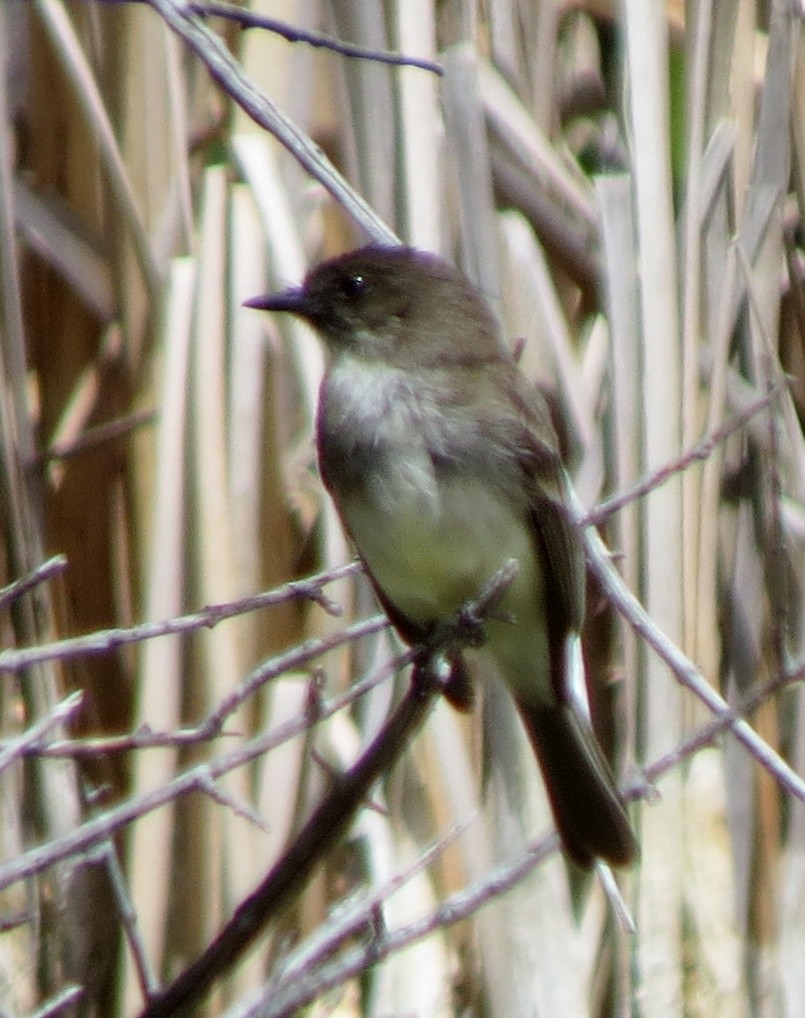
245 245 636 868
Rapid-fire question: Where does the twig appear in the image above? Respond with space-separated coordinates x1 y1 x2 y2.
201 613 386 732
237 830 559 1018
25 614 388 756
189 1 443 75
137 562 518 1017
260 825 467 1005
198 774 269 831
101 839 160 998
583 381 785 528
636 653 805 789
0 643 405 893
0 555 68 612
27 985 84 1018
0 562 361 674
139 672 440 1017
579 500 805 803
144 0 398 245
0 691 83 775
39 409 157 465
236 657 805 1018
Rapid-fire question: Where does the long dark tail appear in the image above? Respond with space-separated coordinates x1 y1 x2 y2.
515 698 637 868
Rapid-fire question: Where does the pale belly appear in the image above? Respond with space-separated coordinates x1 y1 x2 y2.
340 474 551 698
319 357 553 699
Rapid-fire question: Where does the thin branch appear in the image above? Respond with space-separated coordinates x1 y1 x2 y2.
23 614 388 756
240 828 557 1018
144 0 398 245
0 554 68 612
254 826 468 1013
636 653 805 787
27 985 84 1018
0 642 404 893
190 1 443 75
0 691 83 775
584 381 785 528
237 658 805 1018
579 500 805 803
136 562 518 1018
198 774 270 831
39 408 157 464
0 562 361 674
101 840 160 998
201 613 385 733
138 674 439 1017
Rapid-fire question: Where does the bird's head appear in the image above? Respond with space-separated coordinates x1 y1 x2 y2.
244 245 503 367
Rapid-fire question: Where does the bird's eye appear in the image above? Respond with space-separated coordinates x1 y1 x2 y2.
340 273 367 300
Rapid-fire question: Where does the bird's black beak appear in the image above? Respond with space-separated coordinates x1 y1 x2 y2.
243 287 307 315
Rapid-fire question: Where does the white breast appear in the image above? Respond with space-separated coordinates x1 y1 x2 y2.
323 356 441 509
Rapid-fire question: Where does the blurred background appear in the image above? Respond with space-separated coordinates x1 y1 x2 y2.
1 1 805 1015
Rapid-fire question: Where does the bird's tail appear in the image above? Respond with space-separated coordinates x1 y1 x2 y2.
514 698 637 868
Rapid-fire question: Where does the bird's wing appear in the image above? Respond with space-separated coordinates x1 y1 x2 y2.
506 371 587 703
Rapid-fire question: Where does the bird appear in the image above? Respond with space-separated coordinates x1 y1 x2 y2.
245 245 636 868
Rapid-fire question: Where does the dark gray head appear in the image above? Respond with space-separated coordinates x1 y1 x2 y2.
244 245 505 367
